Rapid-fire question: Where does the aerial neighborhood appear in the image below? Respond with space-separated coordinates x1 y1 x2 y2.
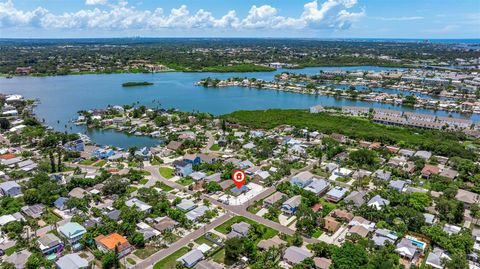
0 91 479 269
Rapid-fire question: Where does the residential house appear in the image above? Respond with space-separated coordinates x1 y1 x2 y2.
304 179 329 195
325 187 348 203
443 224 462 235
367 195 390 210
440 168 459 180
324 216 341 233
344 190 366 207
314 257 332 269
374 170 392 181
183 153 201 165
173 160 193 177
3 250 31 269
281 195 302 215
422 165 440 178
426 247 451 269
21 204 44 219
198 153 217 164
424 213 437 225
54 197 69 211
126 198 152 213
283 246 313 265
55 253 89 269
166 141 183 151
190 171 207 181
153 216 177 233
257 235 286 250
263 192 287 207
205 173 222 183
389 180 406 192
136 222 161 241
176 199 197 212
186 205 209 222
0 181 21 197
227 221 251 239
290 171 315 187
330 133 347 143
68 187 87 199
372 228 398 246
64 139 85 152
58 222 87 250
38 233 63 255
95 233 133 258
455 189 479 208
415 150 432 160
177 249 204 268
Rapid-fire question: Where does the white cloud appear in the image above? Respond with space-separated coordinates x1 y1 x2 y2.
0 0 365 31
376 16 424 21
85 0 108 5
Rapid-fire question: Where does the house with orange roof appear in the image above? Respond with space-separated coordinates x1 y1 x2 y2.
95 233 132 258
421 165 440 179
0 153 15 160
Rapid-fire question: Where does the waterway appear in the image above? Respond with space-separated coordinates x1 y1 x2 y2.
1 66 477 148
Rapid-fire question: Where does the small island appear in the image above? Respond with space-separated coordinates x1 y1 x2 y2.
122 81 154 87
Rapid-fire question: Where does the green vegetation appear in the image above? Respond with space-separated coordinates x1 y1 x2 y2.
139 178 149 185
122 81 154 87
154 181 174 192
79 159 96 165
153 247 189 269
4 246 18 256
159 167 174 179
201 64 275 73
133 247 160 259
223 109 476 160
177 177 193 186
209 144 221 151
94 160 107 167
215 216 278 240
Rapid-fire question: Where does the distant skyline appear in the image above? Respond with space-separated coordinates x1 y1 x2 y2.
0 0 479 38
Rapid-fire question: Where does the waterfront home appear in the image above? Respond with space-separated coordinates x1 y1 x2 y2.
134 147 151 160
93 148 114 159
310 105 325 113
56 253 89 269
177 249 204 268
342 106 370 116
0 181 21 197
63 139 85 152
166 141 183 151
95 233 132 258
367 195 390 210
281 195 302 215
126 198 152 213
58 222 87 250
173 160 193 177
38 233 63 256
283 246 313 265
325 187 348 203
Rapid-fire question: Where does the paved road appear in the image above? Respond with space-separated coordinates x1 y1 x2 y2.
136 213 233 269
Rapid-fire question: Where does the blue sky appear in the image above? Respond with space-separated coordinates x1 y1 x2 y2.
0 0 479 38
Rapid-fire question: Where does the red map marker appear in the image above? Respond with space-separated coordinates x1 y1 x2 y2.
232 170 246 189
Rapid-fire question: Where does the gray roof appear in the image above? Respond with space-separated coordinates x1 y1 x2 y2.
106 209 121 221
326 186 348 199
368 195 390 208
38 233 61 248
178 249 204 266
304 179 329 194
205 173 222 182
56 254 89 269
375 170 392 180
195 260 223 269
372 229 398 246
283 246 313 264
424 213 436 224
2 250 31 269
283 195 302 208
414 150 432 160
426 248 449 268
344 190 366 207
0 181 20 191
231 221 251 235
177 199 197 212
389 180 406 191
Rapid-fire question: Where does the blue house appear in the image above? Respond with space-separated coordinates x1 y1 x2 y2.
64 139 85 152
290 171 315 188
281 195 301 215
174 161 193 177
183 154 201 165
54 197 69 211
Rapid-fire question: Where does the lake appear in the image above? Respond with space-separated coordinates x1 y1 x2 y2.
1 66 477 148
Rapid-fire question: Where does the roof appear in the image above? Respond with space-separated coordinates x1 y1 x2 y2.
304 179 329 194
389 180 406 191
38 233 61 248
314 257 332 269
283 246 313 264
326 186 348 199
283 195 302 208
195 260 223 269
0 181 20 191
257 235 286 250
264 192 286 205
69 187 87 198
231 221 251 235
58 222 86 239
455 189 478 204
344 190 366 206
126 198 152 212
368 195 390 209
349 225 370 237
186 205 209 221
205 173 222 182
95 233 130 251
426 247 450 269
56 254 89 269
178 249 204 266
422 165 440 176
154 216 177 232
176 199 196 211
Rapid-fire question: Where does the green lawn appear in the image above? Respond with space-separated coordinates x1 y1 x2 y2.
134 246 160 259
194 235 214 246
177 178 193 186
153 247 189 269
212 248 225 264
159 167 174 179
126 257 136 265
155 182 174 192
79 159 96 165
94 160 107 167
214 216 278 240
139 178 149 185
126 186 138 194
312 229 324 238
209 144 221 151
5 246 18 256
